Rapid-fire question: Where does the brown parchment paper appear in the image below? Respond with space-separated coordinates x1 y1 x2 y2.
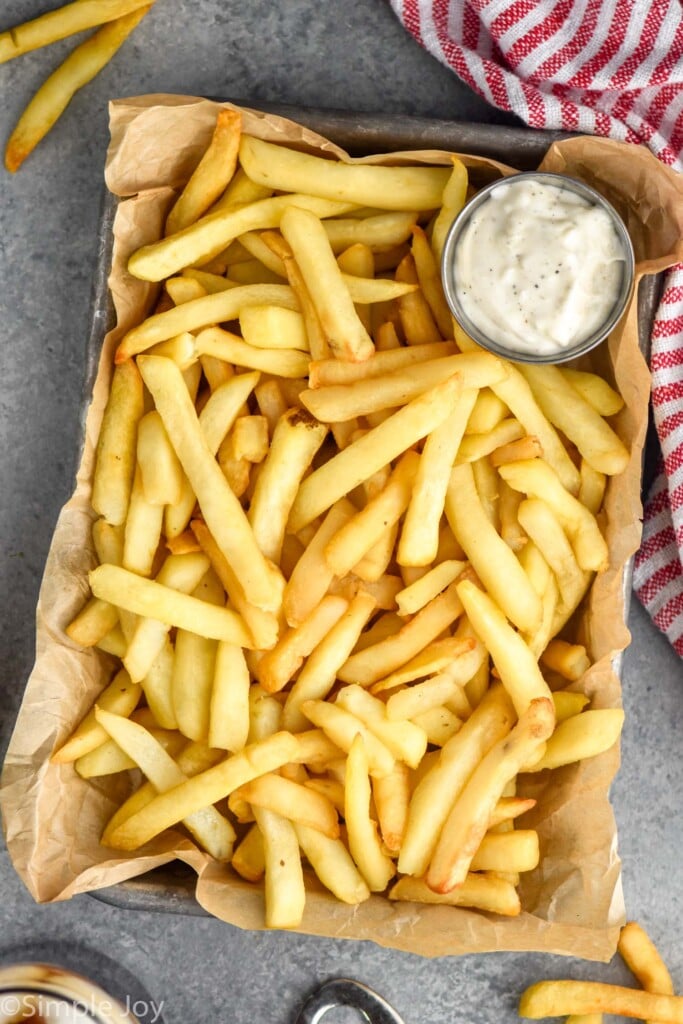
3 96 683 960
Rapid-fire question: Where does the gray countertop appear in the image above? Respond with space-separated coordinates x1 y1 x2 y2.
1 2 682 1022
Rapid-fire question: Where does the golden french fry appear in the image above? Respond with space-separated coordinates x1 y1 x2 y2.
231 824 265 882
208 642 250 753
465 389 508 434
138 355 283 612
236 773 339 838
5 7 151 171
122 466 164 577
280 205 374 362
309 341 455 388
519 363 629 475
394 560 466 616
197 370 261 454
499 459 608 573
51 668 141 763
283 590 376 733
344 736 396 891
372 761 410 852
339 581 464 687
0 0 151 63
618 921 674 1000
490 435 543 467
469 830 539 873
398 390 478 567
257 596 348 693
335 685 428 768
322 211 418 252
302 352 503 422
96 708 234 860
301 700 395 778
253 806 305 929
128 195 354 284
410 706 462 746
457 579 552 717
136 410 184 506
106 730 299 849
248 408 327 563
240 135 450 211
427 696 554 892
75 727 184 778
165 277 207 305
371 637 475 695
553 691 591 722
289 374 462 532
65 597 119 648
390 872 520 916
239 305 308 351
411 225 453 337
283 499 355 627
166 109 241 235
579 459 607 515
90 564 252 645
194 325 309 379
519 981 683 1022
447 464 542 634
562 368 625 417
488 796 537 828
261 230 332 361
91 360 144 526
294 823 370 905
394 251 441 345
457 419 524 463
431 156 468 260
385 670 468 721
524 708 624 772
211 166 272 212
541 639 591 681
324 452 419 576
190 520 279 652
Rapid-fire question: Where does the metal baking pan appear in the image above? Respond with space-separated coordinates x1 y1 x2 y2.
86 103 660 917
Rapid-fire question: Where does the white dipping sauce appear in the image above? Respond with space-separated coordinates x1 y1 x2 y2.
454 179 625 356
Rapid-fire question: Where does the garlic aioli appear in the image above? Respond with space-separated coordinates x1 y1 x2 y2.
453 178 626 357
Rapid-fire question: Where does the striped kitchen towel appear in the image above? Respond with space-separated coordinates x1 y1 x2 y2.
390 0 683 655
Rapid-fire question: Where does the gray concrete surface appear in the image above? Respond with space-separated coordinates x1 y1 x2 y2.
0 2 681 1022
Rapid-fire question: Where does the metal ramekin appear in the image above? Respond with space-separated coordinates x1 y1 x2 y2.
441 171 635 365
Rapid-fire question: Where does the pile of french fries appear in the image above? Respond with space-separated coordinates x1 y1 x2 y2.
58 107 630 929
521 921 682 1022
2 0 155 172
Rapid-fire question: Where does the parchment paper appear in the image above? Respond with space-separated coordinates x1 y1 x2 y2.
3 96 683 959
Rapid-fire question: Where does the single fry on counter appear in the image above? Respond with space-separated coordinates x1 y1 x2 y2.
57 110 630 931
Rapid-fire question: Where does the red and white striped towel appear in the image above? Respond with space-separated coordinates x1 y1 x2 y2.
390 0 683 656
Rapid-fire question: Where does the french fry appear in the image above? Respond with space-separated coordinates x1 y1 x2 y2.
239 305 308 351
427 696 554 892
490 435 543 467
90 564 252 645
390 873 520 917
283 499 355 627
96 708 235 860
302 352 503 422
499 459 608 573
128 195 354 284
541 639 591 681
488 796 537 828
0 0 152 63
552 691 591 722
248 408 328 563
344 736 396 891
75 727 184 778
51 668 141 763
235 774 339 839
166 109 242 235
211 166 272 213
283 590 376 733
562 368 625 417
579 459 608 516
394 560 467 616
122 466 164 577
456 419 524 463
446 464 542 633
397 685 514 876
469 830 540 873
398 390 478 566
465 389 508 434
324 452 419 576
457 579 552 717
253 806 306 929
165 277 207 306
618 921 674 1004
309 342 455 389
411 225 453 337
91 360 144 526
524 708 624 772
197 370 261 453
519 981 683 1022
396 253 442 345
257 596 348 693
289 374 462 532
301 700 395 779
335 685 428 768
239 135 450 211
139 636 176 730
280 205 374 362
231 824 265 882
5 7 152 172
261 230 331 361
411 706 462 746
137 355 284 611
136 410 184 506
372 761 410 852
339 581 464 687
519 363 629 475
322 212 418 252
385 671 468 721
370 637 475 694
430 156 468 259
66 597 119 648
294 823 370 905
105 730 299 849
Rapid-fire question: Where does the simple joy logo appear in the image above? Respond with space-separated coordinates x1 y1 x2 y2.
0 992 164 1023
